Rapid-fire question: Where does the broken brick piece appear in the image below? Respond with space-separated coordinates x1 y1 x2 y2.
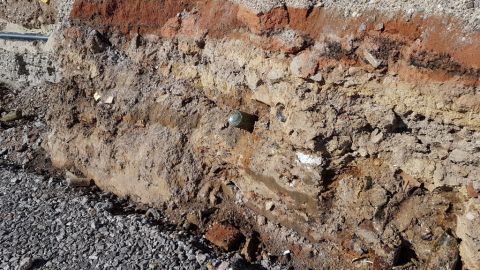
466 182 479 198
205 223 244 251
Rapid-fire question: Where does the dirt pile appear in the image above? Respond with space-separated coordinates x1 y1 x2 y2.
1 0 480 269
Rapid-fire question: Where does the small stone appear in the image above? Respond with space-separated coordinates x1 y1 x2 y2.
367 186 388 207
251 85 272 106
104 96 114 104
209 191 220 205
270 29 308 54
145 208 161 220
257 215 267 226
370 129 383 143
290 51 318 78
374 22 384 31
275 104 287 123
245 70 261 90
65 171 91 187
358 148 368 157
267 69 285 83
449 149 469 163
93 92 102 102
0 110 22 122
196 253 207 264
309 72 324 82
358 23 367 32
265 201 275 211
217 261 230 270
363 50 382 68
89 64 100 78
19 257 33 270
10 177 19 184
353 241 366 255
466 182 479 198
474 0 480 8
433 164 445 182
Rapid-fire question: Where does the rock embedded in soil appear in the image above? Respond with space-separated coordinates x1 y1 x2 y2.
290 50 319 78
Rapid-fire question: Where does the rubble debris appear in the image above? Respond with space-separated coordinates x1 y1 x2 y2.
275 103 287 122
399 170 421 192
145 208 161 220
18 257 33 270
93 92 101 102
456 201 480 270
265 201 275 211
290 50 318 78
374 22 385 31
103 96 114 104
241 237 260 262
65 171 92 187
205 223 244 251
309 72 324 82
466 182 479 198
363 49 382 68
86 30 109 54
256 215 267 226
475 0 480 8
358 23 367 32
296 152 323 166
0 110 22 122
425 232 459 269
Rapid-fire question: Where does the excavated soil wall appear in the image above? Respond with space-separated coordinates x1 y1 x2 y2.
2 0 480 269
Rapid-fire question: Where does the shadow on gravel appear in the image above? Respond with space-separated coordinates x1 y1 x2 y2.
30 258 48 269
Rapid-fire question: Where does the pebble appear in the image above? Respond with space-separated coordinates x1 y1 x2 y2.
0 166 274 269
18 257 33 270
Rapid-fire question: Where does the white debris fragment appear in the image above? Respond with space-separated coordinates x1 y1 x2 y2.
265 201 275 211
310 72 324 82
296 152 323 166
363 49 382 68
104 96 114 104
93 92 102 102
65 171 91 187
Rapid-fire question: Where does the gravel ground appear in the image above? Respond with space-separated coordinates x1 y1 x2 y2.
0 163 271 270
233 0 480 30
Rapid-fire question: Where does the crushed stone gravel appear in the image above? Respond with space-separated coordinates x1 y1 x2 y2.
0 163 274 270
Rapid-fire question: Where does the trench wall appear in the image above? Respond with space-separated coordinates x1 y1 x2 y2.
2 0 479 269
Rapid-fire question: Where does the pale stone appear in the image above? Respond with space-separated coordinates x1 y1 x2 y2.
363 49 382 68
290 51 318 78
296 152 323 166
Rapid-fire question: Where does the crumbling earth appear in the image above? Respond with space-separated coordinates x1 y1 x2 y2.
1 0 480 269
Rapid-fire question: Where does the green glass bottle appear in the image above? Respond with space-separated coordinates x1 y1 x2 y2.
228 110 258 132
